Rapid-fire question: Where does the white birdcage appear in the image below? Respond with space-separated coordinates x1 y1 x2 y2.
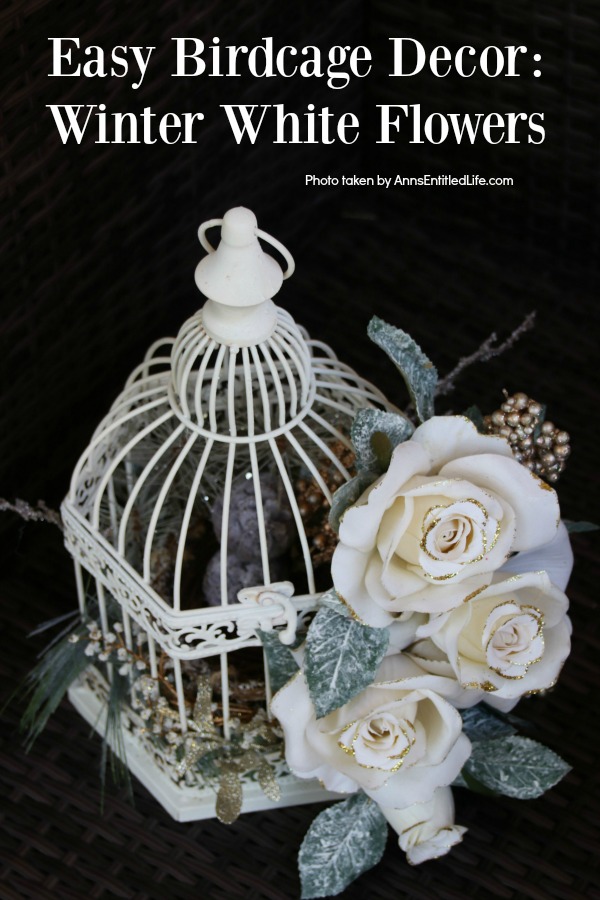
63 207 395 821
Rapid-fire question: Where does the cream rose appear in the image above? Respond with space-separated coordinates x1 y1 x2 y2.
271 654 471 809
380 786 467 865
331 416 560 627
411 570 571 709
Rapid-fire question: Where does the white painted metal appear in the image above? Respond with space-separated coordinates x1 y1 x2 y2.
61 207 395 820
69 667 343 823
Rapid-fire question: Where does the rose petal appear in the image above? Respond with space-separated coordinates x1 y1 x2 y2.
499 521 573 590
367 732 471 809
405 826 467 865
422 571 572 701
440 454 559 551
331 542 398 627
270 673 324 776
338 441 430 552
381 786 467 864
411 416 513 470
483 571 569 627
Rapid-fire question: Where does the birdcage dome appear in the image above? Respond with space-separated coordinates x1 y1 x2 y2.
61 208 396 820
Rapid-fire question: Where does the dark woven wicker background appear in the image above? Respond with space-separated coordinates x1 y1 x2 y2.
1 0 599 897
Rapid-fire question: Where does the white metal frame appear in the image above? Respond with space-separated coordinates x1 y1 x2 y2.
62 217 395 820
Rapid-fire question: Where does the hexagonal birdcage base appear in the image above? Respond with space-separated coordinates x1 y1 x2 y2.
68 668 340 822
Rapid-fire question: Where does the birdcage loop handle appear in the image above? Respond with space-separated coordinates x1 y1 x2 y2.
198 219 295 280
255 229 295 280
198 219 223 253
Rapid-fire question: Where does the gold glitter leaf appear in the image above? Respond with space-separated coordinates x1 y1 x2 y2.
216 766 243 824
192 676 216 736
257 761 281 802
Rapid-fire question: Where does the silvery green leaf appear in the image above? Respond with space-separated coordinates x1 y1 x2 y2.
351 408 414 472
463 405 485 432
461 704 516 742
564 520 599 533
465 735 571 799
532 404 547 440
299 793 388 899
368 316 437 422
257 628 299 695
328 471 376 534
452 771 468 788
318 587 351 618
305 607 389 718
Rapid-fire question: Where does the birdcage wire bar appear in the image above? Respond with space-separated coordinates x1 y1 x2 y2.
61 210 396 817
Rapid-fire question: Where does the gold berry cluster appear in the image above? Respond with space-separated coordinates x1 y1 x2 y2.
484 391 570 483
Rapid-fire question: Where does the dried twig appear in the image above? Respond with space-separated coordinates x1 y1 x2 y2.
0 498 63 529
436 311 536 398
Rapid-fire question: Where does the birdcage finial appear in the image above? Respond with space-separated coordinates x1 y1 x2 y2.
195 207 295 346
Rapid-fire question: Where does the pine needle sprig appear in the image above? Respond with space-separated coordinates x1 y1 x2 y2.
100 671 133 804
20 620 91 750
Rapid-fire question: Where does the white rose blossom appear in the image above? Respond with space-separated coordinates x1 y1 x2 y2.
271 655 471 810
331 416 560 627
408 568 571 712
380 786 467 865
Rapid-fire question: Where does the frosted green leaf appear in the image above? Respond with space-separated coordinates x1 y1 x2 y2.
305 607 389 718
464 735 571 799
564 520 599 533
461 704 516 742
532 403 547 440
318 588 351 618
351 408 414 472
368 316 437 422
257 628 299 695
328 471 376 533
299 793 388 899
463 405 485 432
452 771 468 788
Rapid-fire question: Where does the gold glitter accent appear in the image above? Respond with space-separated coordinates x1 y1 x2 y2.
488 667 524 681
532 472 556 493
483 603 545 680
427 571 461 582
461 680 497 692
483 604 544 648
192 675 217 736
174 677 222 776
257 761 281 802
400 819 428 837
420 497 501 580
216 764 243 824
462 585 488 604
176 735 204 776
336 593 367 625
338 719 415 772
525 678 558 696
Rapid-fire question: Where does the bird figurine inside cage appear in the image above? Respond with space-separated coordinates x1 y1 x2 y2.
59 207 395 821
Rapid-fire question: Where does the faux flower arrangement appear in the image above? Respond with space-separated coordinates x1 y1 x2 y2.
264 317 576 897
8 314 582 900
